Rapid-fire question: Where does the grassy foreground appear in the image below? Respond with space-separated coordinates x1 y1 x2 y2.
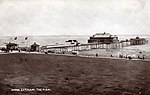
0 53 150 95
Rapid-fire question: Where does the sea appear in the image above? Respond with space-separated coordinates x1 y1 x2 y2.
0 35 150 59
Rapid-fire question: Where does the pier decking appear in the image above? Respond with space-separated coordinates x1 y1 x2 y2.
42 42 129 53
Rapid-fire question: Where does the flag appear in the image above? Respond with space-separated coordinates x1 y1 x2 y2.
14 37 17 40
25 37 28 40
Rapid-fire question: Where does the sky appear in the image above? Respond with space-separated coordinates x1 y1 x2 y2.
0 0 150 36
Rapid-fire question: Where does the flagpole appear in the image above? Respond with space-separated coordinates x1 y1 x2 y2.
25 37 28 51
14 37 18 51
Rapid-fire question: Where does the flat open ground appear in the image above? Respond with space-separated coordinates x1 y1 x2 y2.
0 53 150 95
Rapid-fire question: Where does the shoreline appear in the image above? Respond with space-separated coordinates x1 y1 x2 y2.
0 51 150 62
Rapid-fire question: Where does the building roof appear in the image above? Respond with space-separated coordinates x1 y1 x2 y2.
130 36 146 41
92 32 117 38
6 42 18 46
136 36 140 39
31 42 40 46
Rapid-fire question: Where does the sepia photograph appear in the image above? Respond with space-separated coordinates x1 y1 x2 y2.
0 0 150 95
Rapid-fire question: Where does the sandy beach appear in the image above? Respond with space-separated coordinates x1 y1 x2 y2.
0 53 150 95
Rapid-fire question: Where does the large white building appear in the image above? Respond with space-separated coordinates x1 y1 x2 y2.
88 32 118 44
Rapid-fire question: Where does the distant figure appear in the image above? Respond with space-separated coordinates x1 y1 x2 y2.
138 51 144 59
96 53 98 57
128 56 132 60
119 54 123 58
111 54 113 57
143 55 145 60
18 48 21 52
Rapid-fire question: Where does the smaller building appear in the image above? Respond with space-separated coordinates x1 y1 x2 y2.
66 40 80 46
130 36 147 45
6 42 18 50
119 39 130 47
30 42 40 52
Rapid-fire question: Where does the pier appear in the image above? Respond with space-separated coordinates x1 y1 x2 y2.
41 33 149 54
41 38 148 54
42 42 129 53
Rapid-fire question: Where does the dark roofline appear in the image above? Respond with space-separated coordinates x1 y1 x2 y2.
130 38 146 40
6 43 18 46
31 44 40 46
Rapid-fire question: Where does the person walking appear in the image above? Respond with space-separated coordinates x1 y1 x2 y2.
96 53 98 57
